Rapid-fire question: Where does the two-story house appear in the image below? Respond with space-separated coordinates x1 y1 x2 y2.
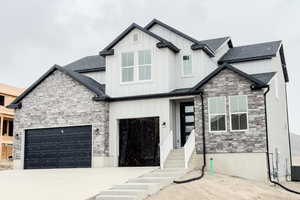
8 19 291 181
0 83 24 160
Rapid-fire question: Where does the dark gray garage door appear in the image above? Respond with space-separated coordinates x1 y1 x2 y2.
24 126 92 169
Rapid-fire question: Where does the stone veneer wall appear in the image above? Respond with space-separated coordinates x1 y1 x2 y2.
194 69 267 153
13 70 109 162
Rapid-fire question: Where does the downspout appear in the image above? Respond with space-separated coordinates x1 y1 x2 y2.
264 85 300 195
174 91 206 184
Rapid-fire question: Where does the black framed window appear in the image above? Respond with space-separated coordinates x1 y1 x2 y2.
208 97 226 132
229 95 248 131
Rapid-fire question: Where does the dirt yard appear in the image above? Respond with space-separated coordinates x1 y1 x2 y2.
0 160 13 171
147 171 300 200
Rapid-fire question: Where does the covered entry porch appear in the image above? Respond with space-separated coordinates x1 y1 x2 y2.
109 96 197 169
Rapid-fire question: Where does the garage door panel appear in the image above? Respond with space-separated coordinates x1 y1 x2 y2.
24 126 92 169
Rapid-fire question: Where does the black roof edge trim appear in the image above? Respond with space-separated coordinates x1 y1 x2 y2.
279 45 289 82
218 55 274 65
99 49 114 57
156 41 180 53
7 65 59 109
145 19 217 56
191 63 266 91
101 23 179 54
92 95 110 101
228 39 233 48
95 91 200 102
75 67 106 73
191 43 215 57
6 102 22 109
145 19 199 44
250 84 269 90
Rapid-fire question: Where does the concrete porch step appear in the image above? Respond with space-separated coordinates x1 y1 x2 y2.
111 183 155 190
142 172 182 178
127 177 173 184
96 194 138 200
98 189 147 199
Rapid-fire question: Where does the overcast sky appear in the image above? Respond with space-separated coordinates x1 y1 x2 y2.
1 0 300 134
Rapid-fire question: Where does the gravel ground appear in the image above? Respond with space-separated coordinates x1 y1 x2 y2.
147 171 300 200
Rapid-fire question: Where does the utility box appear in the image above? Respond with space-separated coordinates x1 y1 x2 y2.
291 166 300 181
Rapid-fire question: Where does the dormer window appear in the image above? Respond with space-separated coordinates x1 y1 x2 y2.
138 50 151 81
182 55 192 76
121 52 134 82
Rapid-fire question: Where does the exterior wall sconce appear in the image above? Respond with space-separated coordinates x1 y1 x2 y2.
95 128 100 135
161 122 166 128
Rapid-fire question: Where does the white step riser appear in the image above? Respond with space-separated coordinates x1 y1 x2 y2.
111 184 159 195
99 190 147 199
142 173 182 178
128 178 173 184
165 160 185 164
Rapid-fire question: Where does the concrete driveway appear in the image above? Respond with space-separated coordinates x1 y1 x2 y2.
0 167 156 200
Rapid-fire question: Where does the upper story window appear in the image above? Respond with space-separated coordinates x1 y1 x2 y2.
138 50 151 81
229 95 248 131
0 95 4 106
182 55 192 76
208 97 226 132
121 52 134 82
121 50 152 83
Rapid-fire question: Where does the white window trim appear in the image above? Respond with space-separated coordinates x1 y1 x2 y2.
181 54 193 77
120 52 135 83
120 50 153 84
137 50 152 81
208 96 227 133
229 95 249 132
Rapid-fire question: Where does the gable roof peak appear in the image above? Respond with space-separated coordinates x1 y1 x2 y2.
191 63 267 91
99 22 179 56
7 65 107 109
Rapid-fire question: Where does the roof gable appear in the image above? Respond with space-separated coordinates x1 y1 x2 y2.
99 23 179 56
145 19 230 56
192 63 267 91
7 65 107 109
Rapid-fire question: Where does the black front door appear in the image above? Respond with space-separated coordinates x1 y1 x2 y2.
119 117 160 167
180 102 195 146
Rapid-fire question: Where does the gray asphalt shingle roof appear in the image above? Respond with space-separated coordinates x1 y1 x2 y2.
219 41 282 63
64 55 106 73
250 72 276 84
199 37 230 52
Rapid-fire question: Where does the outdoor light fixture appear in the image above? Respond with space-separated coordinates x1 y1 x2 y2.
95 128 100 135
161 122 166 128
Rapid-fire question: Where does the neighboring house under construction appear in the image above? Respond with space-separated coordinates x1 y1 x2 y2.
0 83 24 160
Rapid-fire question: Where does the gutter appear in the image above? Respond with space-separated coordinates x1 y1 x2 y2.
94 90 201 102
